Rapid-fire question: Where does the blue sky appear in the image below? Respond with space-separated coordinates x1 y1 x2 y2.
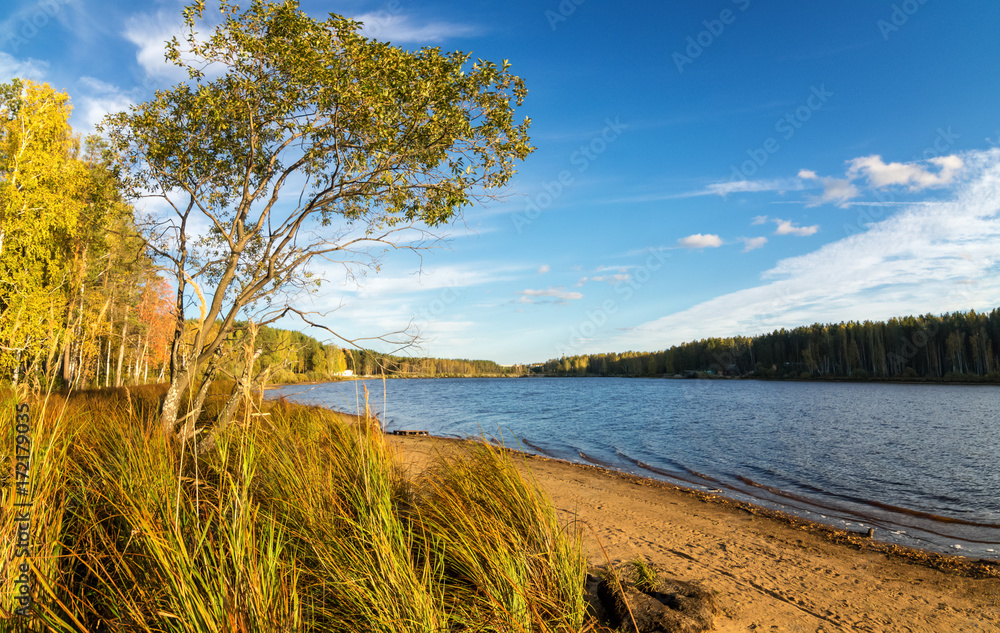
4 0 1000 364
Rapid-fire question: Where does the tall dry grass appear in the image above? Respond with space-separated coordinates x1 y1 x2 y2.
0 384 586 632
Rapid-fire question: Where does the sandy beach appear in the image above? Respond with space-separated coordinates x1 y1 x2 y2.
389 434 1000 632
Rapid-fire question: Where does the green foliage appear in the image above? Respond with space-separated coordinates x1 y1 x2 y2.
100 0 533 439
628 558 659 593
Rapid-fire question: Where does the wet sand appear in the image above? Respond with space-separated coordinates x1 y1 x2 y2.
388 433 1000 632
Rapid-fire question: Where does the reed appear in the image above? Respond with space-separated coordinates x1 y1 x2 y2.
415 441 588 632
0 386 587 631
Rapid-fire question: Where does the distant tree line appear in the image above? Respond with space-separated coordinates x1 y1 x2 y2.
251 327 525 384
537 309 1000 383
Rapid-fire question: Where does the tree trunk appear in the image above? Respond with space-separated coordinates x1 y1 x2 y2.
61 327 74 385
105 338 111 387
115 306 129 387
179 365 218 445
196 350 262 456
160 366 193 437
134 336 146 382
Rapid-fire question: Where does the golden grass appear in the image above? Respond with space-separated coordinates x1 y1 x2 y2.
0 385 586 632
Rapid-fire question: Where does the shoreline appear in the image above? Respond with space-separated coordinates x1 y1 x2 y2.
387 432 1000 631
387 432 1000 579
265 389 1000 568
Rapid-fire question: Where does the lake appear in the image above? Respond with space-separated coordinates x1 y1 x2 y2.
267 377 1000 559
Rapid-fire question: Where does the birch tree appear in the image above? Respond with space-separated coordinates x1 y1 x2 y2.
101 0 533 448
0 79 89 383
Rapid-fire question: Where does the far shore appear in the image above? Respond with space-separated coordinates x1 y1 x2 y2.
264 373 1000 390
386 432 1000 631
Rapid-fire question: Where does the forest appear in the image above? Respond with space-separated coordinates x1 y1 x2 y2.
5 79 999 391
538 308 1000 382
0 79 520 389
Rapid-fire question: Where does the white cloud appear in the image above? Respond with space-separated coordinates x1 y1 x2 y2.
847 154 964 190
741 237 768 252
678 233 723 249
773 219 819 236
613 149 1000 350
812 177 860 207
286 261 523 353
343 265 502 298
706 178 805 196
122 10 224 84
537 264 551 274
798 168 861 207
589 274 631 284
0 52 48 83
75 76 134 134
751 215 769 225
355 13 479 42
517 286 583 303
123 11 187 81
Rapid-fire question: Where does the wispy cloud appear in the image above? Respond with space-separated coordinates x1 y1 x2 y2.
122 9 227 84
678 233 723 249
355 13 480 42
579 274 631 285
612 149 1000 350
607 178 808 204
537 264 550 274
798 169 860 207
677 153 967 210
76 76 133 133
741 236 768 252
0 51 48 83
706 178 806 196
122 11 187 81
517 286 583 304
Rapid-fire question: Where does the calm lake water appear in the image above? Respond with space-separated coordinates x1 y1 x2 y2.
267 377 1000 559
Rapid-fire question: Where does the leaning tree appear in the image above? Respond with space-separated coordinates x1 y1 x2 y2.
102 0 532 450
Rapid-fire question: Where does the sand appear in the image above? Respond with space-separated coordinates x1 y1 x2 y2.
388 434 1000 633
